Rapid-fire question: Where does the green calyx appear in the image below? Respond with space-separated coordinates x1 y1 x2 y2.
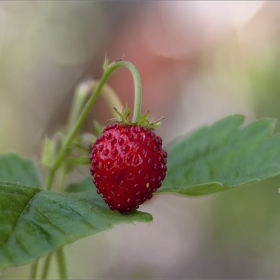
109 105 163 129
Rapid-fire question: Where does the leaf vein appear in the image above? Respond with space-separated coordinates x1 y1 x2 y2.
1 189 41 249
42 194 102 230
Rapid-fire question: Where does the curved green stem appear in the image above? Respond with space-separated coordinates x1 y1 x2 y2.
50 60 142 172
115 62 142 122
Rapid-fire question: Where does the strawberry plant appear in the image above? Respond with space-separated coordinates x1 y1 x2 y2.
1 56 280 279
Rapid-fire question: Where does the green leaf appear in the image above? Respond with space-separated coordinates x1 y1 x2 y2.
158 115 280 195
0 181 152 271
66 177 93 193
0 152 41 188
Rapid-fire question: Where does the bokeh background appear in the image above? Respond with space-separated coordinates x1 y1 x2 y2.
1 1 280 278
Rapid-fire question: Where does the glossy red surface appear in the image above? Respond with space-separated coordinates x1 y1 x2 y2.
89 124 167 213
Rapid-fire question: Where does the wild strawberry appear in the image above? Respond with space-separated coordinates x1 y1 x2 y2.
89 107 167 213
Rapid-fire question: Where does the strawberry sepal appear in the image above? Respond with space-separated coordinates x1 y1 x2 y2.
108 105 163 130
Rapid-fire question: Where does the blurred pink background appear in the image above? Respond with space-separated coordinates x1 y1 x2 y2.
2 1 280 278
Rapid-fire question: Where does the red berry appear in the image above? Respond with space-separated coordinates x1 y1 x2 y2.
89 124 167 213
